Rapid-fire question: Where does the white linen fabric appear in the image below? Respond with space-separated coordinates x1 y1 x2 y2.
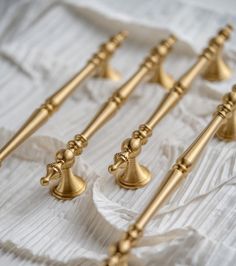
0 0 236 265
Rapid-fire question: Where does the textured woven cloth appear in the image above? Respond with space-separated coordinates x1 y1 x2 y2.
0 0 236 265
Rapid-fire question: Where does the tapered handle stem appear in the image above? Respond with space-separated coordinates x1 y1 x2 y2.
82 35 177 140
82 67 149 140
146 24 232 129
136 115 224 229
0 65 95 164
0 31 127 165
48 64 96 108
137 85 236 229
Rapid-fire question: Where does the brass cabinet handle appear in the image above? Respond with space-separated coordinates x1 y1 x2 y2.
109 24 233 189
0 31 128 167
104 84 236 266
40 35 177 200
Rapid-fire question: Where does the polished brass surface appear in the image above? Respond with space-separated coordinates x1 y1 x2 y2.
0 32 128 167
202 28 232 81
40 36 177 200
109 24 233 189
104 85 236 266
109 124 152 189
148 39 176 89
216 108 236 140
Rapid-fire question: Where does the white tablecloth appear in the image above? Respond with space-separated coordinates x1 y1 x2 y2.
0 0 236 265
